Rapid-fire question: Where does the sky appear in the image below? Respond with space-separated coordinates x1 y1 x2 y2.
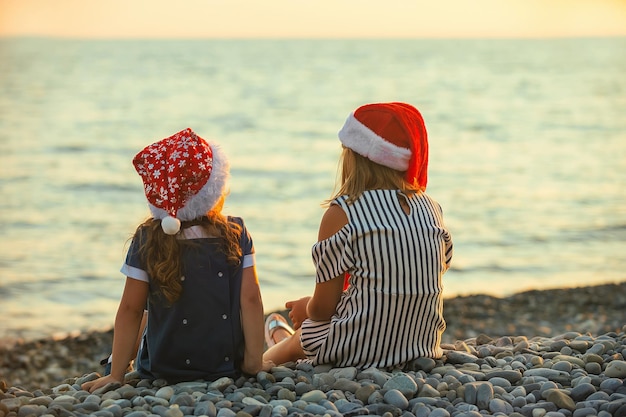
1 0 625 39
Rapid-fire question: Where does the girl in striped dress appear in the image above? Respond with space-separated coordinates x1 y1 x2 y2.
264 102 453 369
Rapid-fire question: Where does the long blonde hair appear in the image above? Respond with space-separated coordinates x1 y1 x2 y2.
326 147 422 206
135 198 242 305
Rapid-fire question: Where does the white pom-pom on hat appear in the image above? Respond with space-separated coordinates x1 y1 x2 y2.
161 216 182 235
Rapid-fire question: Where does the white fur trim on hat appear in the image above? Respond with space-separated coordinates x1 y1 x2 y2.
148 141 230 222
338 112 411 171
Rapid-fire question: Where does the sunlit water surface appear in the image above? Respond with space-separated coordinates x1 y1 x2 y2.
0 38 624 342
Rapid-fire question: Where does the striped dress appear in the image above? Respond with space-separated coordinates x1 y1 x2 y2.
301 189 453 369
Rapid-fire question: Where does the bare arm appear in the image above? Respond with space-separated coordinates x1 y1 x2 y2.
285 296 311 329
134 310 148 356
82 278 148 392
306 204 349 321
239 265 268 374
307 277 344 321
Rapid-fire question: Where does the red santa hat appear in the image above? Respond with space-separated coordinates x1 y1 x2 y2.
338 102 428 189
132 128 229 235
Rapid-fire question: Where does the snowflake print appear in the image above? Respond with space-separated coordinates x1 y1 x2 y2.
132 128 215 219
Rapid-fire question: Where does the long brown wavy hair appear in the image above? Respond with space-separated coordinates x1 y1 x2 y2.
134 197 242 305
326 147 423 206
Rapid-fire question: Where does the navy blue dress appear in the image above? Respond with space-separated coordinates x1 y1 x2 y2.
122 216 254 382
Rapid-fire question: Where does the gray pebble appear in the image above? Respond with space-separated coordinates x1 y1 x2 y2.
92 410 115 417
303 403 328 414
241 404 262 416
270 405 288 417
409 357 437 373
342 406 370 417
552 360 573 372
464 381 493 408
383 373 418 397
295 382 315 395
326 389 347 402
570 382 596 401
241 396 265 407
274 380 295 391
276 387 296 402
257 404 272 417
476 382 494 410
299 389 326 403
334 399 361 413
600 377 623 392
329 367 358 380
587 391 610 401
366 402 403 416
545 388 576 411
209 377 233 392
412 403 431 417
355 384 377 403
28 396 53 407
270 366 295 381
569 340 589 352
383 389 409 409
573 407 598 417
605 360 626 378
17 405 44 417
216 408 236 417
332 377 360 393
144 395 169 407
586 362 603 374
171 393 194 406
364 389 382 404
101 390 122 401
117 385 139 400
512 395 527 408
312 373 335 391
429 408 451 417
446 351 479 364
194 400 216 417
123 412 149 417
487 376 511 388
486 369 522 384
155 386 174 400
358 368 390 387
417 383 440 397
488 398 513 414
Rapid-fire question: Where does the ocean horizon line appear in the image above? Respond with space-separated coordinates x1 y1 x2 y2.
2 35 625 42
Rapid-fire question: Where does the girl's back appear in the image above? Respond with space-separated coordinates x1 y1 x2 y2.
82 129 267 393
309 189 452 368
132 219 251 381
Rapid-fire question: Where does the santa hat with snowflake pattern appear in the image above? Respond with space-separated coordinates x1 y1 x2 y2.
338 102 429 189
132 128 229 235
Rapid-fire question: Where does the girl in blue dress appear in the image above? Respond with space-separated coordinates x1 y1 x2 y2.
83 128 268 392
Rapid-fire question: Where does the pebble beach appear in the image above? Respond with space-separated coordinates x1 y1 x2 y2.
2 282 625 417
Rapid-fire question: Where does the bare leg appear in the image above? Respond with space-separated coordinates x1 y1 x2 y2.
264 328 306 365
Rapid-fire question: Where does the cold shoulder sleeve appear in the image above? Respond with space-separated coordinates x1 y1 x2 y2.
311 223 353 284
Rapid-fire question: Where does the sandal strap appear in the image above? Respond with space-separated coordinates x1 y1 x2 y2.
268 318 294 335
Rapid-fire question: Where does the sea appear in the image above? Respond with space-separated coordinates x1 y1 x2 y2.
0 37 624 344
